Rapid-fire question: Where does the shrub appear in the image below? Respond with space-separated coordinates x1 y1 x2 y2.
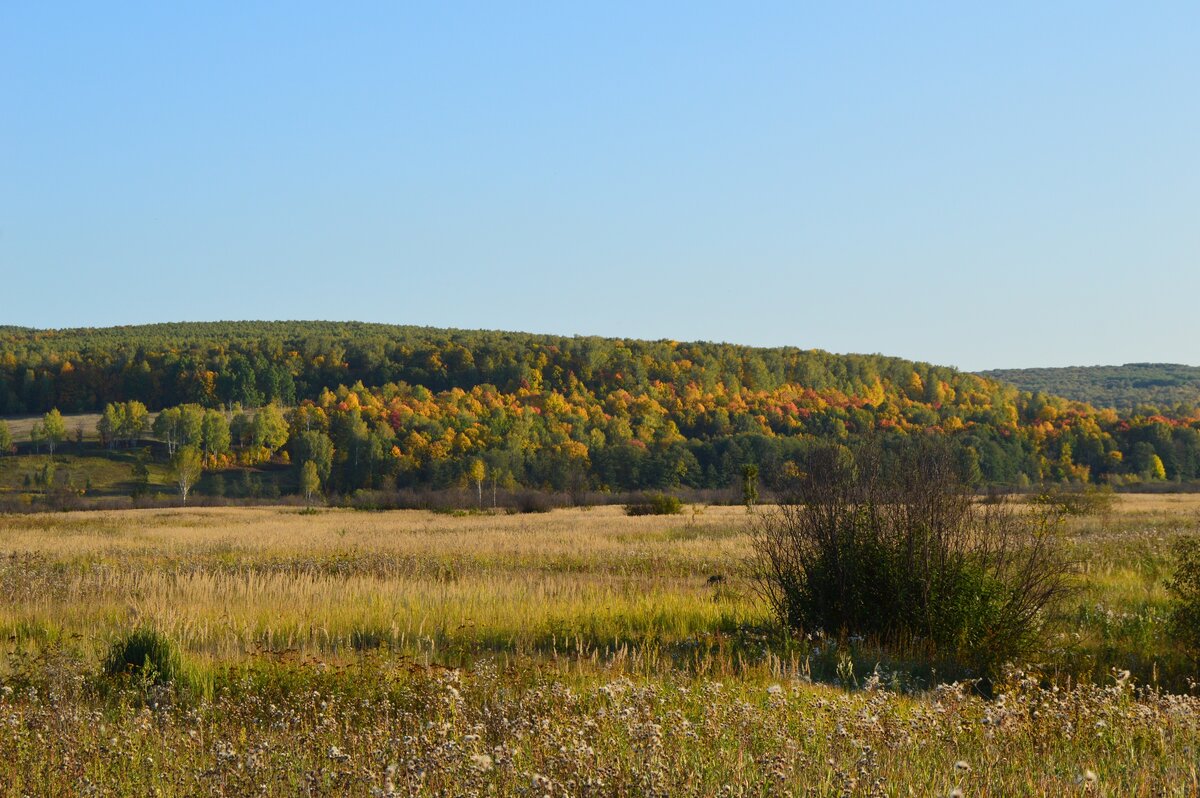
1029 485 1116 517
1168 537 1200 658
624 493 683 516
103 627 183 686
751 440 1073 678
514 490 552 514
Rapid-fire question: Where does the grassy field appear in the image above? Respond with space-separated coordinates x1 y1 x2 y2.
0 498 1198 795
0 450 290 508
2 411 121 443
0 451 174 498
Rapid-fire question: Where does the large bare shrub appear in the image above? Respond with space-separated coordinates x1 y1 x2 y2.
1168 536 1200 660
752 440 1074 677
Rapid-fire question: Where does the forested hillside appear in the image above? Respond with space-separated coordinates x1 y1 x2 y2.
2 322 1199 495
981 363 1200 411
1 321 989 414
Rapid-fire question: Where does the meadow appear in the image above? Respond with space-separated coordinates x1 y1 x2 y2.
0 497 1198 795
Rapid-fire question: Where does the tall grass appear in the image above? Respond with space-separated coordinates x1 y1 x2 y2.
0 498 1197 793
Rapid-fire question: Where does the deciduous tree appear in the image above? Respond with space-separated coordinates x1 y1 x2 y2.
97 401 149 449
42 408 67 454
131 449 151 500
292 430 334 485
741 463 759 510
122 401 149 447
467 458 486 509
153 407 182 456
171 446 202 505
178 404 205 448
201 410 231 463
300 460 321 507
98 404 120 449
254 404 290 455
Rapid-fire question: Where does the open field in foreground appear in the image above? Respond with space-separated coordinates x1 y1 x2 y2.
1 497 1199 795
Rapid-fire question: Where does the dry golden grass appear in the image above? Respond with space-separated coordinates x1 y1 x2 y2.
1 496 1199 795
1 411 116 442
0 503 750 564
2 497 1198 661
0 505 757 663
1 495 1196 678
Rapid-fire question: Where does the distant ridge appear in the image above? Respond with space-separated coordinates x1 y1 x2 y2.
981 364 1200 411
3 322 1200 487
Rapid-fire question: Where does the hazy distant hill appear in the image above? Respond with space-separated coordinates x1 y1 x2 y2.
980 364 1200 411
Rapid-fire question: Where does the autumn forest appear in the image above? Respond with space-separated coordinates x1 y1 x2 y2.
0 322 1197 501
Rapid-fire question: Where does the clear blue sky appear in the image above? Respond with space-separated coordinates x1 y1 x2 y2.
2 3 1196 371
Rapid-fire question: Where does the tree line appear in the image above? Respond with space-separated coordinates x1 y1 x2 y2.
0 321 1004 415
1 322 1199 496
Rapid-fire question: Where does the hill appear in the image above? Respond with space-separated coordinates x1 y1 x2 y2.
0 320 987 414
981 363 1200 411
2 322 1200 496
